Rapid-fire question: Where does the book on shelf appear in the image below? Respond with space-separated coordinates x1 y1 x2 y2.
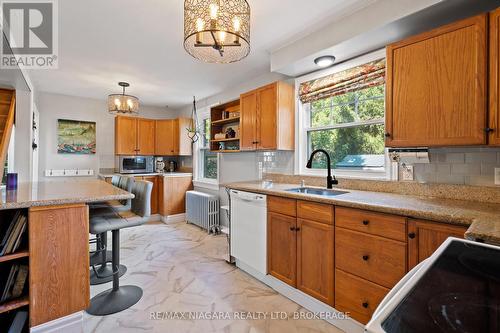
8 310 28 333
0 213 27 256
0 211 20 250
0 264 28 303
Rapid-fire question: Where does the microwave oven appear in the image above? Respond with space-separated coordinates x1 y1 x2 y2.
117 156 154 174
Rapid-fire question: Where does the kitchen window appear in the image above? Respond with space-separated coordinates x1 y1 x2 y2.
194 112 219 189
296 50 390 179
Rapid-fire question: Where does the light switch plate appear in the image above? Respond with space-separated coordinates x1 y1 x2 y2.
402 165 414 181
495 168 500 185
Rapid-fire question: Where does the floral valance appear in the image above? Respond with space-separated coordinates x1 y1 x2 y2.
299 58 386 103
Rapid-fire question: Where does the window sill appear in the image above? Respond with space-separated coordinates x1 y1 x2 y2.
193 180 220 191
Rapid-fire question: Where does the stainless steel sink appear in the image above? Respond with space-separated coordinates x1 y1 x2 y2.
285 187 348 197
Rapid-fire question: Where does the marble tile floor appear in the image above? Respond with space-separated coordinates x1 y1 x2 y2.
84 221 345 333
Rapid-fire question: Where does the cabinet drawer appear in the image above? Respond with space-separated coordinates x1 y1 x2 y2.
335 269 389 325
336 207 406 241
297 200 333 225
335 228 406 288
268 196 296 217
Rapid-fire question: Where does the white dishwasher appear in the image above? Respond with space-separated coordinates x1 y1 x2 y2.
230 190 267 275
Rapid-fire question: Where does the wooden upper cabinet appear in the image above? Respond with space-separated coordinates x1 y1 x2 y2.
240 91 258 151
155 118 192 156
407 219 467 270
155 119 175 155
115 116 138 155
386 14 487 147
267 212 297 287
137 118 155 155
239 81 294 151
490 8 500 145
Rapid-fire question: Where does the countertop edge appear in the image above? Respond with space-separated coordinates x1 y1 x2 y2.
224 182 500 245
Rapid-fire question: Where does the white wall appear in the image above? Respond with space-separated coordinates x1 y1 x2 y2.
37 92 178 180
14 90 34 183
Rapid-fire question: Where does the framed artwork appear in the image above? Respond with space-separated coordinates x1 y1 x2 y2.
57 119 96 154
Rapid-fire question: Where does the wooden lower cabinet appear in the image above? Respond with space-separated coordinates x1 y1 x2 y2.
158 176 193 216
29 204 90 327
335 269 389 324
335 227 407 289
267 211 297 286
408 219 467 269
297 219 334 306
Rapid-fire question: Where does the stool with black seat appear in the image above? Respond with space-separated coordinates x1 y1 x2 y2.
86 179 152 315
89 175 134 284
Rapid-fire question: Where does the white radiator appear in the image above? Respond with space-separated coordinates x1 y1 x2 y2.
185 190 220 234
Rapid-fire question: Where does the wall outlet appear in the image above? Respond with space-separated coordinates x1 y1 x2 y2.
495 168 500 185
402 165 414 181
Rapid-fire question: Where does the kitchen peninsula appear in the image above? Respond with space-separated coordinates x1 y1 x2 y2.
0 180 133 331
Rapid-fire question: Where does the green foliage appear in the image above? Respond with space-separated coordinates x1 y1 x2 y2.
308 85 385 169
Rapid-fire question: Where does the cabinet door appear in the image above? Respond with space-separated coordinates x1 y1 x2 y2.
490 8 500 145
257 84 277 150
115 116 137 155
267 212 297 286
240 91 258 151
137 118 155 155
297 219 334 306
408 219 467 269
29 204 89 326
172 119 180 155
386 14 487 147
155 120 174 155
143 176 158 215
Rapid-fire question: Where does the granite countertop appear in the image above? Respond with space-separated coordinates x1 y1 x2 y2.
225 181 500 245
98 172 193 178
0 180 134 210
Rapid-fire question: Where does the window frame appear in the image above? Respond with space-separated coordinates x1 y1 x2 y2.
295 49 391 180
193 107 220 190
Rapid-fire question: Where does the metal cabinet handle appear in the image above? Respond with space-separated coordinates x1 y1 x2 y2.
290 227 295 231
384 132 391 138
362 302 369 308
485 127 495 133
362 255 369 261
362 220 369 226
408 232 416 239
296 227 300 232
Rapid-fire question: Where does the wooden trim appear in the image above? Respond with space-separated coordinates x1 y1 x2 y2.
0 295 29 314
0 90 15 182
0 249 29 263
29 203 86 212
490 8 500 145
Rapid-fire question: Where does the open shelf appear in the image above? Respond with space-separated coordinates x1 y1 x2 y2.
0 295 29 314
211 137 240 143
211 117 240 126
0 250 29 264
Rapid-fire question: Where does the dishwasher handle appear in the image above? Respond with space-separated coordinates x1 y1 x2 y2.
231 190 266 202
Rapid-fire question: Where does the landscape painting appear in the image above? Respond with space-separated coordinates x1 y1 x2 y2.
57 119 96 154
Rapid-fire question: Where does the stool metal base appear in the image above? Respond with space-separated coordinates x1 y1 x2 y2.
86 285 143 316
89 250 112 266
90 264 127 285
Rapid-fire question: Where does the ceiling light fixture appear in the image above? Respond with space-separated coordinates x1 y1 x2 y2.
314 55 336 68
108 82 139 114
184 0 251 64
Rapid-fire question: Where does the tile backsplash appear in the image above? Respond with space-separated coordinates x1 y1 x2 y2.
257 151 294 176
414 147 500 187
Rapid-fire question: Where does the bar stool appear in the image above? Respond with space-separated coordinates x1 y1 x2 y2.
86 179 152 315
89 176 134 284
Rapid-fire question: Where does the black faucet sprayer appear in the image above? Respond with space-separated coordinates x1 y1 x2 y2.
306 149 338 189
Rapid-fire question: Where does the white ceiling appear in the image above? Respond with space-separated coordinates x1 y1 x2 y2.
28 0 373 108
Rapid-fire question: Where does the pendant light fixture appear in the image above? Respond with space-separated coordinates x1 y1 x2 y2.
108 82 139 114
184 0 250 64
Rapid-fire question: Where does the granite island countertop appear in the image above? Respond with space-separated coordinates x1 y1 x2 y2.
0 179 134 210
225 181 500 245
